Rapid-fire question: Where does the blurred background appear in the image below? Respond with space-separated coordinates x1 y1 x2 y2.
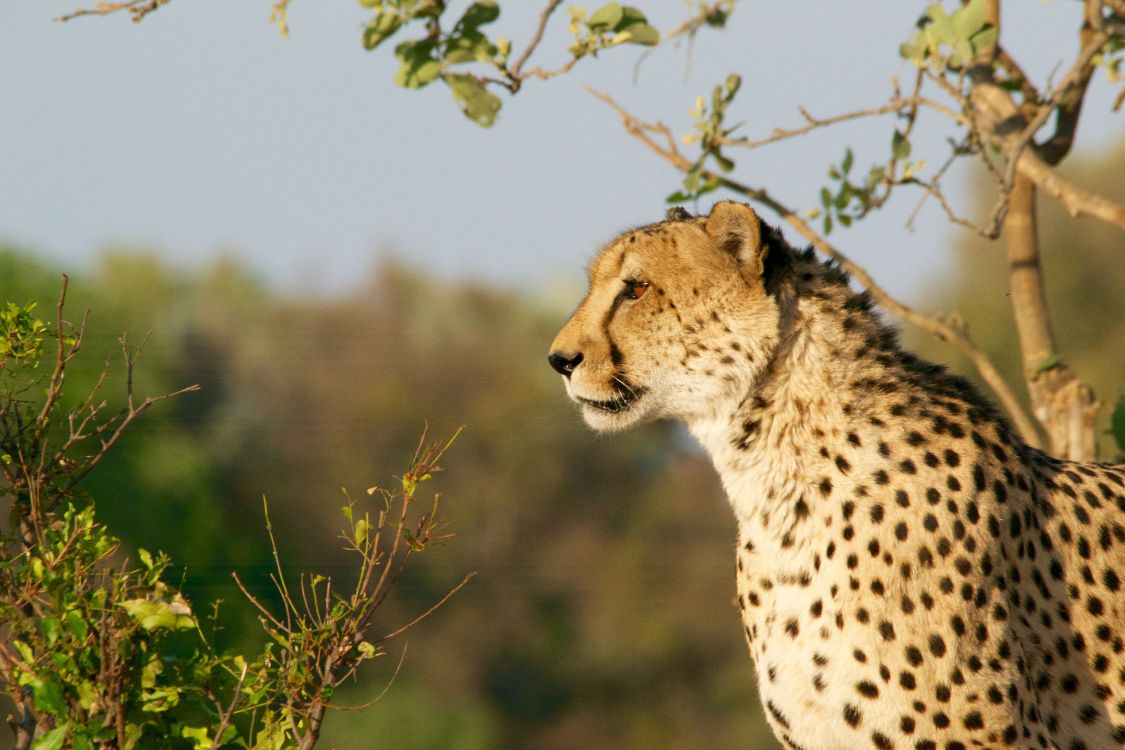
2 2 1124 747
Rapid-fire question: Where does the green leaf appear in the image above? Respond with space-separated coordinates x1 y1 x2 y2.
457 1 500 31
892 130 912 160
1035 353 1061 373
14 639 34 663
444 30 496 65
444 73 501 127
31 677 67 715
614 23 659 45
970 24 998 55
40 616 62 646
953 0 987 39
588 2 623 30
76 681 97 711
394 40 443 89
363 12 403 51
841 148 854 174
32 726 68 750
120 599 196 631
1111 396 1125 452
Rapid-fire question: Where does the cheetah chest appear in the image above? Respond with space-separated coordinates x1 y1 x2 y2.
735 531 1020 750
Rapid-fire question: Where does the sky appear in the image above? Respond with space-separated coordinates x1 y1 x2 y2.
2 1 1122 305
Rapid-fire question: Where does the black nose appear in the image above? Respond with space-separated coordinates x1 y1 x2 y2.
548 350 583 377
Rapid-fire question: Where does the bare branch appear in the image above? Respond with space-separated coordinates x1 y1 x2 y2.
662 1 737 45
56 0 171 23
376 573 475 643
208 661 248 750
510 0 564 83
717 95 964 151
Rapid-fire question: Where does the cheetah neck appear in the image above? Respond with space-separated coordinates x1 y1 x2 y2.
687 278 898 581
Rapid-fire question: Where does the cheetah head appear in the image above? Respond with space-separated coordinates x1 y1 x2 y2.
548 201 789 432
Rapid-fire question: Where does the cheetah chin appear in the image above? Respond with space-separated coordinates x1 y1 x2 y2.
550 200 1125 750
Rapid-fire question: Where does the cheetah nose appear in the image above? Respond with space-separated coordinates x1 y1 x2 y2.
548 350 583 377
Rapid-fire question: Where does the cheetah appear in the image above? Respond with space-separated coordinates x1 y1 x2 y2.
548 201 1125 750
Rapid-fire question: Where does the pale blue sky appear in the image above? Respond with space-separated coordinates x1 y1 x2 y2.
2 1 1121 303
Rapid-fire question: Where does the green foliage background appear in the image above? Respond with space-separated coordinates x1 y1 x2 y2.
0 250 776 749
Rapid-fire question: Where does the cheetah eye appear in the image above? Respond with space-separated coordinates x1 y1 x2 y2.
622 280 650 301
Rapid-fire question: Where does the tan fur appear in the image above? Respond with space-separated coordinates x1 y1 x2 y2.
550 201 1125 750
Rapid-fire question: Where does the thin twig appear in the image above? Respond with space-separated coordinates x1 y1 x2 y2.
662 0 737 44
510 0 564 82
720 95 965 151
56 0 171 23
376 573 475 643
209 661 248 750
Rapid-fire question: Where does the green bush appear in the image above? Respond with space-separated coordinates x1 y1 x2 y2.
0 283 466 750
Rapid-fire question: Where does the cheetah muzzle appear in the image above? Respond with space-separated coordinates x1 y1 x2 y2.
549 201 1125 750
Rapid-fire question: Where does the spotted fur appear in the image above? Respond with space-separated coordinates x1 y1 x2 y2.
549 201 1125 750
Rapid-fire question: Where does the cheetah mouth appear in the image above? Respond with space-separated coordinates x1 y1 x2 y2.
576 387 646 414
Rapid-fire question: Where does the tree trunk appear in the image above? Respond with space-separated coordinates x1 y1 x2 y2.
1004 175 1099 461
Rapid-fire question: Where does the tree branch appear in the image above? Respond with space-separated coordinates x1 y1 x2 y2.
509 0 564 85
718 94 965 151
56 0 171 23
1004 175 1098 460
586 87 1042 447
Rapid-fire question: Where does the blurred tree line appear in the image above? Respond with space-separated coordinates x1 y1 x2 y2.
0 249 776 749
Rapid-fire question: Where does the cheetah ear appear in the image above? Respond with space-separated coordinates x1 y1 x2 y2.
704 201 766 278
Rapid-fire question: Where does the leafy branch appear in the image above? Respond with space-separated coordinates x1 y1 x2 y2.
2 283 469 749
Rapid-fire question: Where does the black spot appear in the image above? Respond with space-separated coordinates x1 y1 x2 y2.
1104 569 1121 592
929 635 946 657
857 681 880 698
844 703 862 727
766 700 791 729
